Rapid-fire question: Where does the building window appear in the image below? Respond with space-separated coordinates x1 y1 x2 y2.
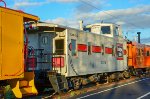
55 39 64 55
101 26 111 34
71 39 77 56
88 42 92 55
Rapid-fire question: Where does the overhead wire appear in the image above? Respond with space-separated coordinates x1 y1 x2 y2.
79 0 145 29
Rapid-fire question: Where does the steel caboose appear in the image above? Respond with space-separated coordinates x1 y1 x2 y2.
27 22 129 92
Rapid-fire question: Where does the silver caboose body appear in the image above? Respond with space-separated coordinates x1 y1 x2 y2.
28 22 127 77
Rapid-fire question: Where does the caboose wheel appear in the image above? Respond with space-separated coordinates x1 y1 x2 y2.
123 71 130 79
72 78 82 90
107 76 112 83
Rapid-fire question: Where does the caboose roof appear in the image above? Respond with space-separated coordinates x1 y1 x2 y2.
0 6 39 21
29 22 86 33
86 23 117 28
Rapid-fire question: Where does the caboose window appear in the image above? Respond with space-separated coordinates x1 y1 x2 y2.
71 39 77 56
101 44 105 55
138 49 140 56
101 26 111 34
147 51 150 56
115 27 119 36
55 39 64 55
112 45 115 56
88 42 92 55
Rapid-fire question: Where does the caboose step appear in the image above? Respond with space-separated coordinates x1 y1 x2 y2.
8 72 38 98
19 80 28 88
48 72 69 93
20 86 37 95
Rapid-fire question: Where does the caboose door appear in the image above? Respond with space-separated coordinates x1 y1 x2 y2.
39 33 53 70
52 38 66 74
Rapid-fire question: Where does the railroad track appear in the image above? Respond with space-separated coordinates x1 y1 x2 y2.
41 75 150 99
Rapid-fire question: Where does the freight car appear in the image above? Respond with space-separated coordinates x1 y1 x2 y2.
127 33 150 76
0 5 39 98
27 22 130 93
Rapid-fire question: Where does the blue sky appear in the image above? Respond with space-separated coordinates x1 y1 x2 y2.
1 0 150 41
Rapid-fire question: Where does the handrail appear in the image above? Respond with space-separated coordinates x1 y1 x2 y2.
24 25 28 61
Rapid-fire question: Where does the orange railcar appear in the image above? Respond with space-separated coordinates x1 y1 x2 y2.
127 41 150 75
144 45 150 67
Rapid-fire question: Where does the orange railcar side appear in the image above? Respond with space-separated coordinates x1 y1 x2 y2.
127 42 145 69
144 46 150 67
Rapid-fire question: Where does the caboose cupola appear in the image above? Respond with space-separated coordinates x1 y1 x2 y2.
85 23 122 38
